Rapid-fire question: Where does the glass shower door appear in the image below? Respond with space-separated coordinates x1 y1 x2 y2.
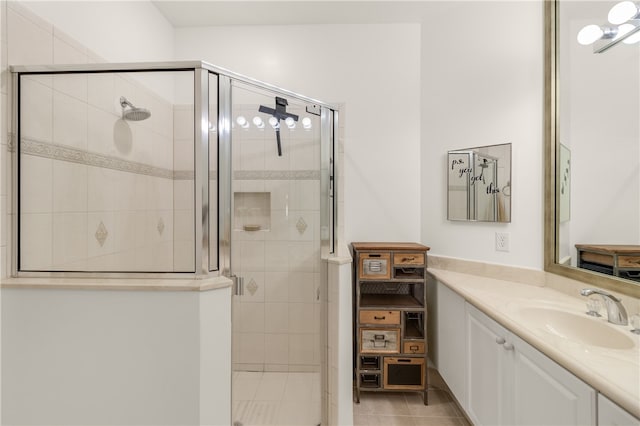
230 82 323 426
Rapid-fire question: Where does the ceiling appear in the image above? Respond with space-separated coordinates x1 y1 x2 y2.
151 1 431 27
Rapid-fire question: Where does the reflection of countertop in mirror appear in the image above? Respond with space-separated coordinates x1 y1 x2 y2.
430 268 640 419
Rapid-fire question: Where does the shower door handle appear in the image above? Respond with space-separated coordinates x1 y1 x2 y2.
231 275 244 296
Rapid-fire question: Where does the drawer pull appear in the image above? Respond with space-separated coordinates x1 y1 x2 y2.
402 257 415 262
397 358 412 363
409 345 419 352
496 337 506 344
374 334 385 340
374 316 386 320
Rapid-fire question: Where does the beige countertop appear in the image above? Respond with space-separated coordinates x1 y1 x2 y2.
1 275 233 292
430 268 640 419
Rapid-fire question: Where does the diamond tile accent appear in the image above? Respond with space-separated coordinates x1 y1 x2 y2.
95 221 108 247
247 278 258 296
296 217 308 235
157 217 165 236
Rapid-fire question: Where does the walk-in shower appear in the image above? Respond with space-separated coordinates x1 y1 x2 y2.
11 61 337 426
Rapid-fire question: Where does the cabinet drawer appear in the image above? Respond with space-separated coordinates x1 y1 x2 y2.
360 310 400 325
383 357 425 390
360 328 400 353
393 253 425 266
403 341 425 354
619 255 640 268
359 252 391 280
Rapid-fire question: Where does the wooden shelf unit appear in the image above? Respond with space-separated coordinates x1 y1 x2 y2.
352 242 430 405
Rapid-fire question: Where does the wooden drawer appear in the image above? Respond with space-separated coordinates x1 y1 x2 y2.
360 310 401 325
619 255 640 269
383 357 425 390
359 252 391 280
393 253 425 266
360 328 400 354
403 341 425 354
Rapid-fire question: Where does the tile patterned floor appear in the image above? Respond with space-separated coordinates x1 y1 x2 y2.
232 369 470 425
353 369 472 426
232 371 321 426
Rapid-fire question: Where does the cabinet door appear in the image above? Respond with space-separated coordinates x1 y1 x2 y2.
435 281 467 403
466 304 512 426
598 394 640 426
511 333 596 426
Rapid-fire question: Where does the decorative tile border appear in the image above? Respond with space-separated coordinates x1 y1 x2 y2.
234 170 320 180
21 137 175 179
17 138 319 182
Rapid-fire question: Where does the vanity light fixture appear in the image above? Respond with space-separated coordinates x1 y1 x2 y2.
268 116 280 129
577 1 640 52
608 1 640 24
236 115 249 129
285 116 296 129
252 116 265 129
302 116 312 130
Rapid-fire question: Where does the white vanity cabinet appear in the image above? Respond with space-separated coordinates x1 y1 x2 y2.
598 394 640 426
434 280 467 403
465 303 596 426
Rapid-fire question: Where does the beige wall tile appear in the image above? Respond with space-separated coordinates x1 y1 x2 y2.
52 212 87 268
53 91 87 149
20 154 52 213
7 6 52 66
20 212 52 269
52 160 87 213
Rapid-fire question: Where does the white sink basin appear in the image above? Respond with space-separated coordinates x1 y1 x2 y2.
516 307 635 350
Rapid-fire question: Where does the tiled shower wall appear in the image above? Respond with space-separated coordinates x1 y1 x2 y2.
2 2 196 274
232 103 322 373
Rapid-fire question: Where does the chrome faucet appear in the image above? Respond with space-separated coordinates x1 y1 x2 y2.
580 288 628 325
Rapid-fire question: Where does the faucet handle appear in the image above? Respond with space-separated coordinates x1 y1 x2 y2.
580 288 628 326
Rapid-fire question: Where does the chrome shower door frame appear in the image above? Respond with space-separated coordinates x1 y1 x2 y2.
10 60 337 279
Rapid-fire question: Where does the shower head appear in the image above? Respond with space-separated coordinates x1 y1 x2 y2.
120 96 151 121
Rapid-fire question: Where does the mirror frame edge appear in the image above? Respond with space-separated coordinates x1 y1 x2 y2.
543 0 640 299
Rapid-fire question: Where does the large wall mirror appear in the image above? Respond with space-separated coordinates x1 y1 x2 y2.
545 0 640 298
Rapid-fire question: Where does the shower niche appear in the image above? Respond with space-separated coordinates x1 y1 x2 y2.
447 143 512 222
233 192 271 231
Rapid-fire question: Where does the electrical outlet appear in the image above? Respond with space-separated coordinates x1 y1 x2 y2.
496 232 510 252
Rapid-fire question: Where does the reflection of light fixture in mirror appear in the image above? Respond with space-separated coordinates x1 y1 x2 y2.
236 115 249 129
285 116 296 129
208 121 217 133
252 116 264 129
577 24 617 45
623 25 640 43
578 2 640 53
268 116 279 129
608 1 640 24
302 117 312 130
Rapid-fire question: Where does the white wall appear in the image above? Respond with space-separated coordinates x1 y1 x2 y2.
421 1 544 269
17 0 174 63
174 23 422 244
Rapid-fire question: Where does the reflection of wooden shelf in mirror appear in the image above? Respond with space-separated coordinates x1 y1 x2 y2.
576 244 640 282
243 225 261 231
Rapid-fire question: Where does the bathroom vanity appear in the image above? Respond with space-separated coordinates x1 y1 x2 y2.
429 267 640 425
352 242 430 404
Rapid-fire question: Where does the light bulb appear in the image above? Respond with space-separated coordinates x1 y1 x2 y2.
608 1 639 24
301 117 312 129
268 117 279 128
252 116 264 128
623 28 640 43
236 116 249 128
285 117 296 129
617 23 635 38
577 24 604 45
